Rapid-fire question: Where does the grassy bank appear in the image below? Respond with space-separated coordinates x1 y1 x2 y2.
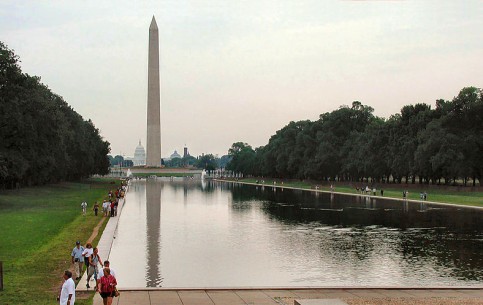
236 178 483 208
0 179 119 305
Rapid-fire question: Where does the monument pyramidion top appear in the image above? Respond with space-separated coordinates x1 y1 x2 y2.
150 15 158 30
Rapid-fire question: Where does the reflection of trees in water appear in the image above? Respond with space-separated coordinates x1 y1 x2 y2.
154 177 217 194
398 230 483 281
226 183 482 230
222 182 483 281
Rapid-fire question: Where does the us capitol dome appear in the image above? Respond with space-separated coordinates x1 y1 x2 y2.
133 140 146 166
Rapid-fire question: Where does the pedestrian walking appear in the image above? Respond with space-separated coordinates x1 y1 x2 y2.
82 243 93 269
97 261 115 278
93 202 99 216
71 241 84 280
81 201 87 216
102 200 109 217
97 267 118 305
86 248 103 289
110 201 115 217
57 270 75 305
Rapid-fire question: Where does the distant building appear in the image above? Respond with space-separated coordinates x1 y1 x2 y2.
183 146 190 158
133 140 146 166
170 150 182 159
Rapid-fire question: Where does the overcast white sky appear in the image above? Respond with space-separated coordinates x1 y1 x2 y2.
1 1 482 158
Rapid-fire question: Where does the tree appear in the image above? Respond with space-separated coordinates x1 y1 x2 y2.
218 155 232 168
196 154 218 170
225 89 481 186
227 142 256 175
0 41 110 188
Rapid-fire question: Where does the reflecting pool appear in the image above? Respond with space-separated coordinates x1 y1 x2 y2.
109 179 483 288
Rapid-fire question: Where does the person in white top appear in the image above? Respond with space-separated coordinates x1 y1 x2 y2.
102 200 109 217
81 243 93 268
58 270 75 305
81 201 87 215
96 260 116 291
97 260 116 278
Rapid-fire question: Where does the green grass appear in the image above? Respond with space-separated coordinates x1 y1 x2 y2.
238 178 483 207
0 179 119 305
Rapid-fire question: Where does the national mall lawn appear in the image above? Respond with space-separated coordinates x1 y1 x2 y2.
0 178 118 305
237 178 483 208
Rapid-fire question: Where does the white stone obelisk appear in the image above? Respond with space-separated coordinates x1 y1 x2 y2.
146 16 161 167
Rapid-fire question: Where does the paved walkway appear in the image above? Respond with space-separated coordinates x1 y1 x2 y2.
89 288 483 305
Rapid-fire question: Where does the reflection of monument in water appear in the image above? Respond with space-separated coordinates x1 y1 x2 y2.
145 180 163 286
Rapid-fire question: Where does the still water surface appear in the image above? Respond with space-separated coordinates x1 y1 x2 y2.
109 179 483 288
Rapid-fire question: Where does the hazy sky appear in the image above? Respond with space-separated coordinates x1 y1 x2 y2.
1 1 482 158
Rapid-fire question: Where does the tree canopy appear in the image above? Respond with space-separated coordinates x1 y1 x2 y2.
0 42 110 189
227 88 482 186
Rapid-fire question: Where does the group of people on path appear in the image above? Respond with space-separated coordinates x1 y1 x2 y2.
355 185 384 196
80 184 126 217
64 240 118 305
60 185 126 305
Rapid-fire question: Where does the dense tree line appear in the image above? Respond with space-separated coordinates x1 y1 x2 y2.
227 87 482 186
109 153 231 170
161 154 230 170
0 42 110 189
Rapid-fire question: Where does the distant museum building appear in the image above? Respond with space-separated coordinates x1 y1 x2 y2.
133 140 146 166
170 150 182 159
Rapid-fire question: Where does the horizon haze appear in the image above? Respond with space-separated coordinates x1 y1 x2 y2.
1 1 482 158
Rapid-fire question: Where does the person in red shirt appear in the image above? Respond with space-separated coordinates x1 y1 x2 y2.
97 267 117 305
110 201 115 217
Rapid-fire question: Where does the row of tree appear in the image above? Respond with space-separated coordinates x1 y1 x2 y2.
162 154 231 170
108 154 231 171
0 42 110 189
227 87 482 186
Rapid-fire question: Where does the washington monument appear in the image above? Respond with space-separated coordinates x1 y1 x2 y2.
146 16 161 167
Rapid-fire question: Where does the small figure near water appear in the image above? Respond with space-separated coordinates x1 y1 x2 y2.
403 190 409 199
